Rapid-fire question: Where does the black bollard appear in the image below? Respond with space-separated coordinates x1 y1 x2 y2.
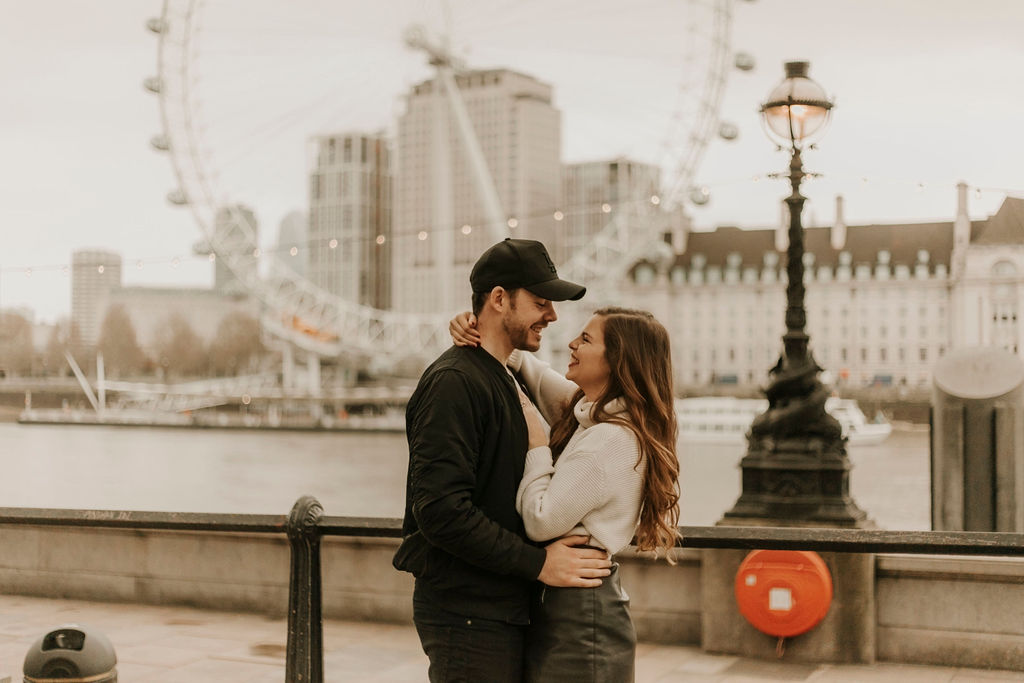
285 495 325 682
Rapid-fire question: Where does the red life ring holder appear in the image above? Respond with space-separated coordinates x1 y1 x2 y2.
734 550 833 638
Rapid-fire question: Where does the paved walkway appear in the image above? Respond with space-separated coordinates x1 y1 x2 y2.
0 594 1022 682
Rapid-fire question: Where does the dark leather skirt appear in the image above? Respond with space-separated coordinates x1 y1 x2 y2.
524 563 636 682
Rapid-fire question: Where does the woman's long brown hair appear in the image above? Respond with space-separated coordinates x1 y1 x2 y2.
548 307 681 562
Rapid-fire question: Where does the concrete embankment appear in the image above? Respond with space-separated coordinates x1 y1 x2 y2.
1 525 1022 671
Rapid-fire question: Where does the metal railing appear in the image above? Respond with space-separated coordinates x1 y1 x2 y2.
2 495 1024 682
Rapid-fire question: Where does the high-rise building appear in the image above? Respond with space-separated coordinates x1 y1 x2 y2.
308 132 392 309
393 69 561 313
210 205 260 294
559 158 662 264
277 210 309 279
71 249 122 347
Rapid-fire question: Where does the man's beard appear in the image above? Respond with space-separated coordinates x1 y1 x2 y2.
503 315 539 351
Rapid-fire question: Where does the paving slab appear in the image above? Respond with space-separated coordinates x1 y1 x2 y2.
0 593 1022 682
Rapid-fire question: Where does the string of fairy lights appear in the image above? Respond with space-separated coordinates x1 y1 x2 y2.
1 178 1020 282
0 195 661 279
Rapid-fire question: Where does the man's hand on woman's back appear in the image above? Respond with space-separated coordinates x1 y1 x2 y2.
537 535 612 587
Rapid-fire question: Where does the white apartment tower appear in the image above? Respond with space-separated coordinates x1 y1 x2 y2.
560 158 662 264
277 210 309 279
71 249 122 347
393 69 561 314
308 132 392 309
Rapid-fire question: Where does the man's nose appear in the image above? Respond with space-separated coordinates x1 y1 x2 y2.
545 303 557 322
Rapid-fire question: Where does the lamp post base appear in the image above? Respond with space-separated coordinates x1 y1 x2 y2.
723 435 870 527
710 438 875 665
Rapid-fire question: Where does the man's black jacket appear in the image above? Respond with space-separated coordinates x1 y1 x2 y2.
392 345 547 624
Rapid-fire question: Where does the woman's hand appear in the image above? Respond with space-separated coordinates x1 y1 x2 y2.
449 311 481 347
518 385 548 450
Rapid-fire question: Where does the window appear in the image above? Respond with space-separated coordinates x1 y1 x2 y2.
920 347 928 361
992 260 1018 278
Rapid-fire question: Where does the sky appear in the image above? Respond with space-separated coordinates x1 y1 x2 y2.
1 0 1022 323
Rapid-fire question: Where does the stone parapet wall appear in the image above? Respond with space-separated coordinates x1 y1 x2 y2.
1 524 1022 670
876 554 1024 670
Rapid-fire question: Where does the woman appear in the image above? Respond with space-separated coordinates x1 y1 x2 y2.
451 306 680 682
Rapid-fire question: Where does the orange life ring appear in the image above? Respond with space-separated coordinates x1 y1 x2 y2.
734 550 833 637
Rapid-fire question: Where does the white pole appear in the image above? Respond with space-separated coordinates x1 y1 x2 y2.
437 67 506 241
64 351 100 413
96 352 106 416
432 72 454 313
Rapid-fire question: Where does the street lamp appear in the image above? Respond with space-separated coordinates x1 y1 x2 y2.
724 61 868 526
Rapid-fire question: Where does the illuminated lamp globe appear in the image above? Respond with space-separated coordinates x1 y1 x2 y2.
760 61 833 147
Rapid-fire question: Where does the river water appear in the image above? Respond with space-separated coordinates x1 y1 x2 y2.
0 423 931 530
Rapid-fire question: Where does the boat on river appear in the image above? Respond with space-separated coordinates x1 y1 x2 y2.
675 396 892 446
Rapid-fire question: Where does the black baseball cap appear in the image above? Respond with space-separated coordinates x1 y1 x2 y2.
470 238 586 302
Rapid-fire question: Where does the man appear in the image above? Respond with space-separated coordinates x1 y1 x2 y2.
394 238 612 682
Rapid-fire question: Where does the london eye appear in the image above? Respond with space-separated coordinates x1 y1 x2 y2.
145 0 754 367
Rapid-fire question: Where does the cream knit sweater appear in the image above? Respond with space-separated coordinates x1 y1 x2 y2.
509 351 645 555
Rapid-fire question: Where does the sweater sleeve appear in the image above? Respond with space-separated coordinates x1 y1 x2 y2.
516 444 608 543
512 351 579 426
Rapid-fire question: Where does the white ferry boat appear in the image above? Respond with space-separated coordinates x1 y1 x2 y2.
675 396 892 446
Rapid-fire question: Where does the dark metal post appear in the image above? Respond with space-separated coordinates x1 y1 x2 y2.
285 495 324 682
724 142 867 525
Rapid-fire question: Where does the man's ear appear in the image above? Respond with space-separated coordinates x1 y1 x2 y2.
488 286 509 312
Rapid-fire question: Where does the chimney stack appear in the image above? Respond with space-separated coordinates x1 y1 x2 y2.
831 195 847 250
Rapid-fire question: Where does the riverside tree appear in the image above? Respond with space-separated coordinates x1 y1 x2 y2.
208 311 264 376
0 311 34 376
97 305 148 377
155 313 207 379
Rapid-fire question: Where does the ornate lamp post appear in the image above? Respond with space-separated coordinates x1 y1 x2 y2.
724 62 867 526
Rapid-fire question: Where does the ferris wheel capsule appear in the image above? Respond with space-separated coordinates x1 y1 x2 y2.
166 190 188 206
143 77 162 94
689 186 711 205
146 18 167 34
734 52 756 71
718 122 739 140
150 135 170 151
